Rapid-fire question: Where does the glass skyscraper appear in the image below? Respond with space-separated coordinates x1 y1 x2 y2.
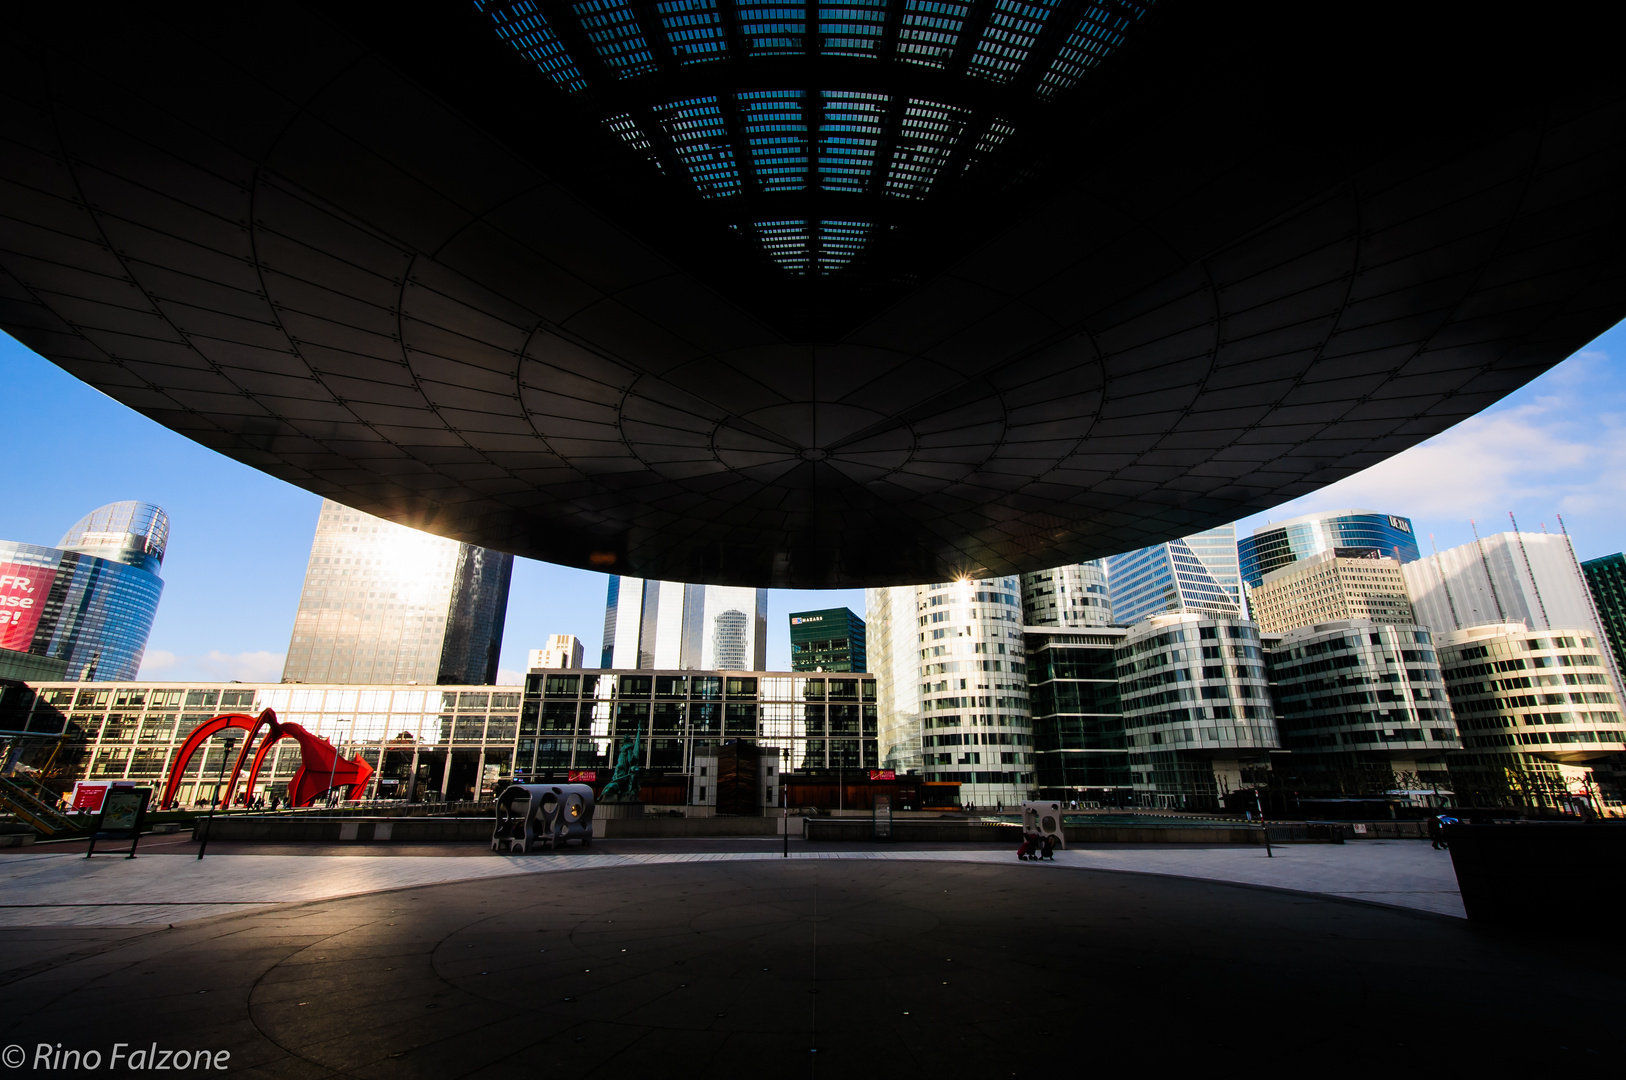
789 607 866 672
601 578 767 671
1582 552 1626 682
0 501 168 681
281 500 513 685
1239 509 1420 589
1107 527 1242 627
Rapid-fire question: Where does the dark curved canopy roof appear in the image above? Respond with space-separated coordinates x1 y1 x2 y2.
1 2 1623 587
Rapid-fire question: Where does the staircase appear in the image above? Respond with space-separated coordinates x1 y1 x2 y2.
0 775 78 836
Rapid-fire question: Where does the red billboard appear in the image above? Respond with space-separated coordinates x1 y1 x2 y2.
568 770 597 782
0 562 56 651
869 769 896 780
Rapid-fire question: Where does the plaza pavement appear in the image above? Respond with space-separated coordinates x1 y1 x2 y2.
0 837 1463 926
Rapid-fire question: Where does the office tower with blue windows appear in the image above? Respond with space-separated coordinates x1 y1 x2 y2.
1239 510 1421 589
0 501 168 682
601 578 767 672
1107 527 1242 627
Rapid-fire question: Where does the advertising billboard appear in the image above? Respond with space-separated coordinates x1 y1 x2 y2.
0 561 56 651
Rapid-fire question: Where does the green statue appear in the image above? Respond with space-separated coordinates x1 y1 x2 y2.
598 727 643 803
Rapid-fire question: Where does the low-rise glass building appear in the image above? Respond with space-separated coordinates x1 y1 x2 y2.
1115 614 1279 809
1265 620 1459 794
0 670 879 808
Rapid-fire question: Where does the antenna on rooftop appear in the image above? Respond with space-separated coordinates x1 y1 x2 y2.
1430 534 1462 630
1470 519 1507 622
1509 511 1549 628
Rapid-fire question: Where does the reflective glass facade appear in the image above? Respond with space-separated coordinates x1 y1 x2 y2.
1438 624 1626 811
0 672 878 806
1582 552 1626 683
1107 531 1240 626
913 576 1032 805
1239 510 1420 589
1115 614 1278 809
602 578 768 671
282 500 513 686
1021 561 1112 628
1266 621 1458 791
1026 627 1128 800
0 501 167 682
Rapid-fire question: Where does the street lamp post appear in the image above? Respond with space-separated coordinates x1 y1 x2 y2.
326 718 351 807
782 745 790 859
197 736 236 861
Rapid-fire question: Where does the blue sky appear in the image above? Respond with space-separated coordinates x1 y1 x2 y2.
4 322 1622 682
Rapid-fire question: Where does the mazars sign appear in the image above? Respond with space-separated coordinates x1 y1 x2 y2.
0 562 57 650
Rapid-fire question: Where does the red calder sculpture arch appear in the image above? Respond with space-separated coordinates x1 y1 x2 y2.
159 708 373 810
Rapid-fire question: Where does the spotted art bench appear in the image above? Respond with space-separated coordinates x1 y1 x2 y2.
492 783 596 853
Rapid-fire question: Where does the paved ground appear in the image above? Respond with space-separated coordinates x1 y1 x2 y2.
0 858 1615 1076
0 837 1464 925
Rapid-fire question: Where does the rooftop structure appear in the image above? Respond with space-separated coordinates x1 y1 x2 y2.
2 6 1621 586
528 635 585 671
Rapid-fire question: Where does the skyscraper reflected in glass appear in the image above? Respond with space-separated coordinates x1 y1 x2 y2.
281 500 512 685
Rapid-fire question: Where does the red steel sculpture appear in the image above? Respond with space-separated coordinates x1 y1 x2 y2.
159 709 373 810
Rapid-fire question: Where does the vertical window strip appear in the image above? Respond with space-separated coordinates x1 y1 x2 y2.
896 0 972 68
573 0 658 77
818 1 890 57
483 0 587 93
883 98 969 197
741 90 810 192
736 2 809 55
967 0 1054 83
1039 1 1154 96
657 96 742 197
818 92 886 192
657 0 730 63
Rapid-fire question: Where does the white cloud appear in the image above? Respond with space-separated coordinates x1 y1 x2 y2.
495 667 525 685
1240 348 1626 543
139 649 286 683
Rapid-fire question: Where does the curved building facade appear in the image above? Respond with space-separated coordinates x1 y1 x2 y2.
1115 614 1278 809
1021 562 1113 628
0 502 168 681
1239 510 1421 589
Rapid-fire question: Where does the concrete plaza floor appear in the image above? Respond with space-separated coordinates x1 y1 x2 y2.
0 843 1617 1076
0 836 1465 926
